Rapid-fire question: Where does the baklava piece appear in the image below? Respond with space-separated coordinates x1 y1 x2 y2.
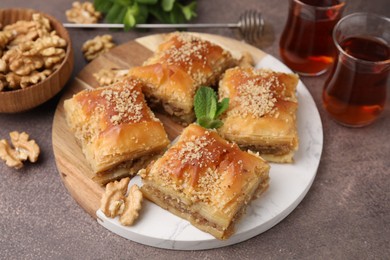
218 67 299 163
140 124 270 240
63 78 170 185
128 32 237 124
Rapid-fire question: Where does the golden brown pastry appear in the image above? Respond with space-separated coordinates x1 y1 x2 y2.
128 32 237 124
218 67 299 163
63 78 170 185
140 124 270 240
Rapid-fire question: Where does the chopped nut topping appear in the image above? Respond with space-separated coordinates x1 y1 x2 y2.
145 33 230 87
177 132 215 166
146 125 258 207
100 84 144 125
224 68 286 118
164 34 208 69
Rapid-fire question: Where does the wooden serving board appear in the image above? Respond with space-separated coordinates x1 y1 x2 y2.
52 33 266 219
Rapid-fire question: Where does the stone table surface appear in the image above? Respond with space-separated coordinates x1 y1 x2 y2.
0 0 389 259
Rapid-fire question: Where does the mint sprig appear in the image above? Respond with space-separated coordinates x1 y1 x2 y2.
194 86 229 129
94 0 198 30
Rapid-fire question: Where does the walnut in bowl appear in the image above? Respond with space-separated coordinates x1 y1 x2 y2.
0 8 74 113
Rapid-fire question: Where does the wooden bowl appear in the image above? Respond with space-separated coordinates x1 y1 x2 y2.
0 8 74 113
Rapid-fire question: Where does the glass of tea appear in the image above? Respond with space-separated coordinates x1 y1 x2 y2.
279 0 346 76
322 13 390 127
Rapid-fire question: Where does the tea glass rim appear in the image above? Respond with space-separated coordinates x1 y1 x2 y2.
294 0 346 10
333 12 390 66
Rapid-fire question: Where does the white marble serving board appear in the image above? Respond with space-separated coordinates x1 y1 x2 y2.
96 53 324 250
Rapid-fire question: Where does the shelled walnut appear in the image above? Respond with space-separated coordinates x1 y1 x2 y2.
0 13 67 91
82 34 115 61
0 73 7 91
3 13 52 47
100 177 143 226
101 177 130 218
119 185 143 226
93 68 128 87
66 1 101 24
0 131 40 169
0 140 23 169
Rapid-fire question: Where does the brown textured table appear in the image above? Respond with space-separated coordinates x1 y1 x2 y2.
1 0 389 259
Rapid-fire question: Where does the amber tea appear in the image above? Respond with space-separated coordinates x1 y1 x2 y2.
323 36 390 126
322 13 390 127
279 0 345 76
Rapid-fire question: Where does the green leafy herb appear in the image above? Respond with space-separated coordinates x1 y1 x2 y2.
194 86 229 129
94 0 197 29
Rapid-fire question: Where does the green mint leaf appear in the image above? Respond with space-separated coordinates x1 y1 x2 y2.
97 0 198 29
148 6 166 22
162 0 175 12
135 5 149 24
197 117 224 129
124 9 136 30
135 0 158 4
94 0 114 12
208 119 224 129
197 116 213 128
194 86 217 121
114 0 133 6
179 2 197 21
106 3 127 23
215 98 229 118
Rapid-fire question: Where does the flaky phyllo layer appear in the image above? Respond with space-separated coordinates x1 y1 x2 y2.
64 78 169 185
128 32 237 124
218 67 299 163
141 124 270 239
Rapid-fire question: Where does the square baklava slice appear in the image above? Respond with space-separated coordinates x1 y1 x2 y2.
63 78 170 185
218 67 299 163
140 124 270 240
128 32 237 124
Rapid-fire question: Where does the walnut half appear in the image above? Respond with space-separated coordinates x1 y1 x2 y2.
120 185 143 226
9 131 40 163
66 1 101 24
0 13 68 91
82 35 115 61
100 178 143 226
0 131 40 169
0 140 23 169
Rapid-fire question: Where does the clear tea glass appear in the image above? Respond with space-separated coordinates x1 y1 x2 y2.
322 13 390 127
279 0 346 76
